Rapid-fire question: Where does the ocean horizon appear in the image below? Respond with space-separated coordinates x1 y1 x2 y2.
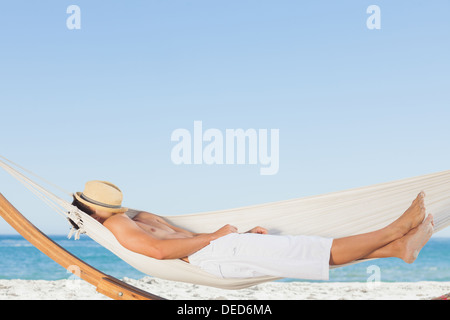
0 235 449 283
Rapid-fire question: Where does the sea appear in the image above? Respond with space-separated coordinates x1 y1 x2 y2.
0 235 449 283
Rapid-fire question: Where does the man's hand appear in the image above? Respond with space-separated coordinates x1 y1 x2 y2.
210 224 238 241
246 226 268 234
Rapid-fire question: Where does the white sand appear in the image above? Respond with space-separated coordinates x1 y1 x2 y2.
0 277 449 300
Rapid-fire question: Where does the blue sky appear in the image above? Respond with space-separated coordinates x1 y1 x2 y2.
0 1 450 237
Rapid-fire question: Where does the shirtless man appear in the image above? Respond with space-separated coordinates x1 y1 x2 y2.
71 181 434 279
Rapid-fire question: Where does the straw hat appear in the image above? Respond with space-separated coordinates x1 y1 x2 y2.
73 180 128 213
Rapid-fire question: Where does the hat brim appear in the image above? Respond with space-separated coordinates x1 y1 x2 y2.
73 192 128 214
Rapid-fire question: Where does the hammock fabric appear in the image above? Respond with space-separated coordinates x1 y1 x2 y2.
1 156 449 290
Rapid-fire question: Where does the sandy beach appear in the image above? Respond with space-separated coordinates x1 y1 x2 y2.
0 277 448 300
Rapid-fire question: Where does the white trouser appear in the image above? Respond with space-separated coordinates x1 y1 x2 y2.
189 233 333 280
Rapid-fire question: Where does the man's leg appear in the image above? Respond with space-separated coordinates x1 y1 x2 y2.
360 214 434 263
329 192 427 266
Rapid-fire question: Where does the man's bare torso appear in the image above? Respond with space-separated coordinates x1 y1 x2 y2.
106 211 194 262
130 212 192 240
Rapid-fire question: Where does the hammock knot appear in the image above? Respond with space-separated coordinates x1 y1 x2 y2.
67 225 84 240
66 207 86 240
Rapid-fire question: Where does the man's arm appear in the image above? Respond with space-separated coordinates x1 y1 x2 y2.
138 211 268 236
104 215 237 260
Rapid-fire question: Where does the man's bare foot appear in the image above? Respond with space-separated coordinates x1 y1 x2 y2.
396 214 434 264
390 192 427 237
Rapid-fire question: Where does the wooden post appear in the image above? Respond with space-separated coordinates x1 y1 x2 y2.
0 193 165 300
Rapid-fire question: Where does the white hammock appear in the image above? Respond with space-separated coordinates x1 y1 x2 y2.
1 156 449 290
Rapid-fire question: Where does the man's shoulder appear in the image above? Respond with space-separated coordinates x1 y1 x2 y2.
104 213 135 230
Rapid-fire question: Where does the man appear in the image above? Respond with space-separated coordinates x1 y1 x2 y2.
71 180 434 280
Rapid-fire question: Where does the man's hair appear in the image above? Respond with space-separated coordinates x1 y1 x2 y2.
71 198 96 216
69 198 97 230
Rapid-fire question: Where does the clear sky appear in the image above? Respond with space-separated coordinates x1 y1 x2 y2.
0 1 449 237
